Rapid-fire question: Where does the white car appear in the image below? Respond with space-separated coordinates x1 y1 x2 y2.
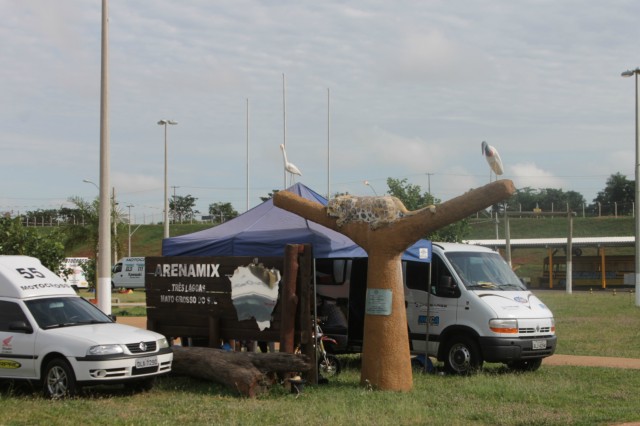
0 256 173 398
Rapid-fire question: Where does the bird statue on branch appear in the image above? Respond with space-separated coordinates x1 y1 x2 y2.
481 140 504 181
280 144 302 184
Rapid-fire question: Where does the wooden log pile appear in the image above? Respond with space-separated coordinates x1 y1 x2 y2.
171 346 311 397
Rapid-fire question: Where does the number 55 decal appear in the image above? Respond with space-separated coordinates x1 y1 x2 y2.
16 268 46 279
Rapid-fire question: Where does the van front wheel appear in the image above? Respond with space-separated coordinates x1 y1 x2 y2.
42 358 77 399
443 336 482 375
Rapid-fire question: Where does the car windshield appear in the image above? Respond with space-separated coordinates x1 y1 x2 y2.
25 297 113 329
445 251 526 291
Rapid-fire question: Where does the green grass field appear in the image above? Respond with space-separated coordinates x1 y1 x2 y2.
3 365 639 426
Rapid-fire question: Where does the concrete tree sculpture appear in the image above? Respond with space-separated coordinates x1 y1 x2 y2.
273 180 515 391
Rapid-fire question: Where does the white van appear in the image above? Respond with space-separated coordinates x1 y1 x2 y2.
0 256 172 398
112 257 145 290
59 257 89 290
316 242 556 374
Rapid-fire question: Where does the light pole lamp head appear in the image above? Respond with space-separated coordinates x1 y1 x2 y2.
157 119 178 125
622 68 640 77
82 179 99 190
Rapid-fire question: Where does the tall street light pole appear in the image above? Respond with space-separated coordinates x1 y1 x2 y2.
622 67 640 307
158 119 177 239
97 0 112 315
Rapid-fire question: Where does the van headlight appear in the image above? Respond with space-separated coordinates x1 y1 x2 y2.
489 319 518 334
157 337 170 349
87 344 125 356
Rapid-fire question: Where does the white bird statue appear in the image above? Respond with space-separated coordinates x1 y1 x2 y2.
481 141 504 181
280 144 302 184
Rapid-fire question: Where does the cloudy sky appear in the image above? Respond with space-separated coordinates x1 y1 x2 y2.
1 1 639 223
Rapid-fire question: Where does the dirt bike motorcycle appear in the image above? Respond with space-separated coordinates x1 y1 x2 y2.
316 322 341 377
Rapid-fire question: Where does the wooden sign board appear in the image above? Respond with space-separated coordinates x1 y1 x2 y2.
145 256 284 344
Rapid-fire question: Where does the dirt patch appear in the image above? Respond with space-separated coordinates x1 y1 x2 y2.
116 316 147 329
543 354 640 369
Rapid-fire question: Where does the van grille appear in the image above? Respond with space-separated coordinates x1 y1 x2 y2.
126 341 157 354
519 327 551 334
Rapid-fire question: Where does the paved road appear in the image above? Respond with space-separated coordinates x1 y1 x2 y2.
115 317 640 369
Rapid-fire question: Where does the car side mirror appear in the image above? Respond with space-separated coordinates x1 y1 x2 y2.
9 321 33 334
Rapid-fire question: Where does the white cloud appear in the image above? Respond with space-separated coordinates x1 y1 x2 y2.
509 162 565 191
380 28 492 84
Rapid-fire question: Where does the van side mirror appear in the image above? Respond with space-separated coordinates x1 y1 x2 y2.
437 276 458 297
9 321 33 334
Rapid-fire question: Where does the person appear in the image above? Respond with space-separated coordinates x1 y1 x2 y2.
258 341 276 352
318 297 347 332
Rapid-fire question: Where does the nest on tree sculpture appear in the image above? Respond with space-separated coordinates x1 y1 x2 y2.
326 195 435 230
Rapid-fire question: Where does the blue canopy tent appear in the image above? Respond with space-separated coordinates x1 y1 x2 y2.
162 183 431 262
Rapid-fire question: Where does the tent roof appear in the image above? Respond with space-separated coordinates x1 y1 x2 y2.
162 183 431 262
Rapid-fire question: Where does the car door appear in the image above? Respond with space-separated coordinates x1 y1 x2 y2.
0 300 36 378
405 254 459 356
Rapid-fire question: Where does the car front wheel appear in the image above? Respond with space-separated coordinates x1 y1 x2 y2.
443 335 483 375
42 358 77 399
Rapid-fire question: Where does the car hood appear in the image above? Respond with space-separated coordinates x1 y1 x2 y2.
44 322 162 344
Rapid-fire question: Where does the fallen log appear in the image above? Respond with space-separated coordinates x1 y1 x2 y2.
171 346 311 397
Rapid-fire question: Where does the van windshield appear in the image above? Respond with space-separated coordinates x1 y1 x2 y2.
445 251 526 291
25 297 113 329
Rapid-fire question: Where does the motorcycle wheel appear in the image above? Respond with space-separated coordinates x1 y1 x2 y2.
318 354 341 377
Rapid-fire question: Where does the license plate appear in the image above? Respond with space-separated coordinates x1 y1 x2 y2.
135 356 158 369
532 340 547 350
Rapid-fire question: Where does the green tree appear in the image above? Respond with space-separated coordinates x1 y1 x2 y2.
65 196 99 254
259 189 280 203
22 208 60 226
386 178 469 242
509 187 585 212
170 194 199 223
509 187 539 211
208 202 238 223
386 178 435 209
64 196 124 288
0 217 66 272
537 188 585 212
593 172 634 215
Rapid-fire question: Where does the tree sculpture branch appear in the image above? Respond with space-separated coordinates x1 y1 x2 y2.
273 180 515 251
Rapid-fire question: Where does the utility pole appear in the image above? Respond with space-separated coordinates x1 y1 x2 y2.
426 173 434 195
127 204 133 257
